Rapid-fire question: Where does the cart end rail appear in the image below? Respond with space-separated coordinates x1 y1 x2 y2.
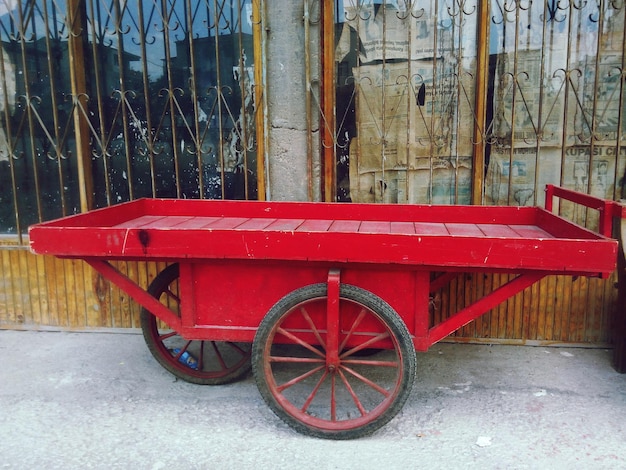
545 184 625 238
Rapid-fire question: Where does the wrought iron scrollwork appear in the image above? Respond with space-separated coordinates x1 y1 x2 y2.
492 0 532 25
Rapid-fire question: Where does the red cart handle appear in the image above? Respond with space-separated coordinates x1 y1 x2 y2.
545 184 625 238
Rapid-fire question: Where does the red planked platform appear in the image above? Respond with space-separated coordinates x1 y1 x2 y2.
29 198 617 276
113 215 555 239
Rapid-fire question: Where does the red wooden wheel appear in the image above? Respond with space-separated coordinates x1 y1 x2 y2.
252 283 416 439
140 264 251 385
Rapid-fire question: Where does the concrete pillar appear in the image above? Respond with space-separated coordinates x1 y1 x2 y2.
265 2 318 201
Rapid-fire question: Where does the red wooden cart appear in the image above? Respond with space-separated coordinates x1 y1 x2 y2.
29 185 623 439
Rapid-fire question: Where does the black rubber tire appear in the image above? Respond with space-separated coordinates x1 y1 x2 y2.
252 283 416 439
140 263 252 385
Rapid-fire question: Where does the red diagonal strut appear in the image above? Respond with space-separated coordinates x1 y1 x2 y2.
84 258 182 331
423 272 545 349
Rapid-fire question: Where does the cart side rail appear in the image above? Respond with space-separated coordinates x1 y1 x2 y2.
545 184 625 238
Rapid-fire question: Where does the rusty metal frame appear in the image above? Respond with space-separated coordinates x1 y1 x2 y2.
252 0 268 201
320 0 336 202
471 0 490 205
69 0 94 212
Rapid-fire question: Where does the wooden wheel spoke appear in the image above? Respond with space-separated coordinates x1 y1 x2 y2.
276 365 325 393
269 356 325 364
340 365 391 397
173 340 193 360
164 287 180 304
341 358 399 367
197 341 205 371
339 308 367 352
338 369 367 416
277 327 325 358
158 330 178 341
330 372 337 421
211 341 228 370
301 370 329 413
225 342 248 356
300 307 326 350
341 332 390 358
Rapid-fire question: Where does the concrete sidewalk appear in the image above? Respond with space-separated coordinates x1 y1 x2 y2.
1 329 625 469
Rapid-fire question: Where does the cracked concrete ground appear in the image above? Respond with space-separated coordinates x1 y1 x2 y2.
1 329 625 469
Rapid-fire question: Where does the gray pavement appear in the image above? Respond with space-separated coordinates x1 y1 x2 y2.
1 329 625 469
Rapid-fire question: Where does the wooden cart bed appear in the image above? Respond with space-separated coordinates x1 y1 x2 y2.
29 196 617 275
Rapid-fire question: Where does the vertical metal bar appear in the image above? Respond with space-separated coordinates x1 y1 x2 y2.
589 2 605 188
403 9 412 205
379 1 387 203
185 0 203 198
86 0 112 205
236 0 249 200
16 0 43 221
452 0 460 204
354 2 363 202
41 0 67 217
507 1 522 205
559 2 576 195
0 31 20 241
304 0 313 201
617 2 626 200
471 0 490 205
429 0 439 204
321 0 335 202
253 0 267 200
545 183 555 212
532 0 550 207
213 0 226 200
135 0 157 197
112 0 134 201
161 0 182 198
68 0 94 212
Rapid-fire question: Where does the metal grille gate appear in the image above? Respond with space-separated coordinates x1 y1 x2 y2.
314 0 626 228
0 0 264 242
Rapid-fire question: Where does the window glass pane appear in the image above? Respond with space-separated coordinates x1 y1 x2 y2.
0 0 80 235
486 0 626 226
85 0 258 205
335 0 478 204
0 0 259 236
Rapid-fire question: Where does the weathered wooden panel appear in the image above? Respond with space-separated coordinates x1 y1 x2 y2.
0 249 159 330
0 248 619 346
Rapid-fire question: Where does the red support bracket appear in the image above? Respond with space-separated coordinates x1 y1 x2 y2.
326 269 341 368
414 271 431 349
84 258 182 332
424 272 545 348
